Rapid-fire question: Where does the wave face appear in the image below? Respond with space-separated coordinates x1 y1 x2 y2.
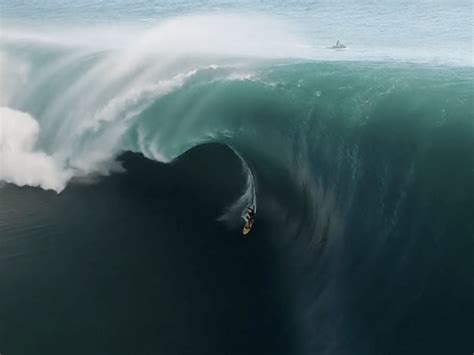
1 14 474 355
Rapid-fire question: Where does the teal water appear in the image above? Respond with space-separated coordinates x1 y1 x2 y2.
1 1 474 354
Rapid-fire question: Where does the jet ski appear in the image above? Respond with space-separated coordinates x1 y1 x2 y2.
331 40 346 49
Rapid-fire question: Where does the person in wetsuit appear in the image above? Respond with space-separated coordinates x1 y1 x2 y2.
247 207 255 221
245 207 256 227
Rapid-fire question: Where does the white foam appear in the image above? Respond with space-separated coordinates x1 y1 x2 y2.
0 107 71 192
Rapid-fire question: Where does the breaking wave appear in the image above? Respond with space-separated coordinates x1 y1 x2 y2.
0 14 473 354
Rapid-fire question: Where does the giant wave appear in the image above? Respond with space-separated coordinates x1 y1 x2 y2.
1 14 473 355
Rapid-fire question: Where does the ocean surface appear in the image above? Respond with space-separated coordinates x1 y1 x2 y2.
1 1 473 354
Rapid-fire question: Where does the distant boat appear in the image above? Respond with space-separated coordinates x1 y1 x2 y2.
331 40 346 49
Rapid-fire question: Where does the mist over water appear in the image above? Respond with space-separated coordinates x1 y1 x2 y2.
2 0 473 65
1 1 473 355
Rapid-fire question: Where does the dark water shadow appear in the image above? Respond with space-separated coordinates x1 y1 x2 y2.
0 144 293 355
